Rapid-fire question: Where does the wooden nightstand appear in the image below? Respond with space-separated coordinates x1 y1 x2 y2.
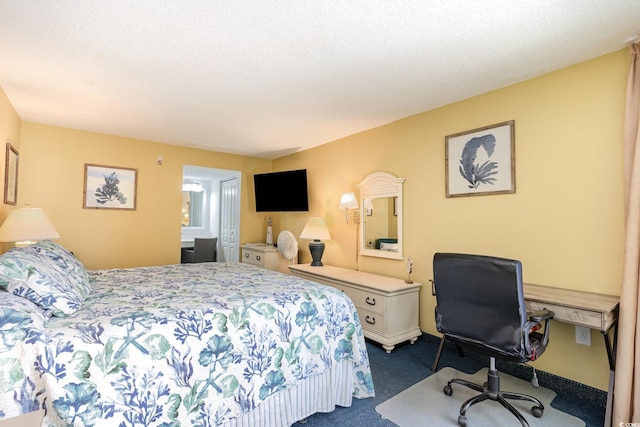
241 244 296 273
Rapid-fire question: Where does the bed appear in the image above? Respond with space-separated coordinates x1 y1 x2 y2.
0 240 374 426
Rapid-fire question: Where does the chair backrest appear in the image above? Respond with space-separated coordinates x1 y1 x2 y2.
194 238 217 263
433 253 528 358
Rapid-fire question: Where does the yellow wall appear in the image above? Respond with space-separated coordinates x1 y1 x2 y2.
0 89 21 162
274 49 629 390
16 123 273 269
0 89 22 252
0 49 629 390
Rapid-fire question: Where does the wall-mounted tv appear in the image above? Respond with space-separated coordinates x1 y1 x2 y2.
254 169 309 212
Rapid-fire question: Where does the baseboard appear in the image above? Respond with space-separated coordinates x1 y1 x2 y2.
421 332 607 410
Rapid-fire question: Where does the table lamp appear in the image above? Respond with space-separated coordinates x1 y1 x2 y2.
300 217 331 266
0 207 60 246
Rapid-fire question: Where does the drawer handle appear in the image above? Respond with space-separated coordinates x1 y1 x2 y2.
256 255 261 261
365 316 376 325
244 253 249 258
365 297 376 306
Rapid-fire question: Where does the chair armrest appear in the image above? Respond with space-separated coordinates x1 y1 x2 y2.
528 309 554 323
524 309 555 353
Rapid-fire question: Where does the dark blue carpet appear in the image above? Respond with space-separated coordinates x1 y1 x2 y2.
298 334 605 426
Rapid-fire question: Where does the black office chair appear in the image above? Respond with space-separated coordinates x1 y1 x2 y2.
181 238 218 263
432 253 554 427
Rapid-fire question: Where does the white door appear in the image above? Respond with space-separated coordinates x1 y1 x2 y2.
219 177 240 262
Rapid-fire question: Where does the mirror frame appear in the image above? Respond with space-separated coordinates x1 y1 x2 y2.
358 171 405 260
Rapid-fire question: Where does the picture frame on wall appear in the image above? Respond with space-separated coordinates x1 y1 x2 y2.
4 143 18 205
83 164 137 210
445 120 515 198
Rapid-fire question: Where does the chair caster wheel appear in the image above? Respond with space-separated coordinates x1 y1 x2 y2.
458 415 468 426
443 384 452 396
532 406 544 418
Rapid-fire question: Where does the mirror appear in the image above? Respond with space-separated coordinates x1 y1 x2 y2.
358 172 405 260
181 190 204 227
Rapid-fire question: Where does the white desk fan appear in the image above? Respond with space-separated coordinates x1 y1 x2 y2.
277 230 298 263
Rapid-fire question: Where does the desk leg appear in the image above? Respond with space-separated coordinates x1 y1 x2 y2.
603 328 617 371
431 337 465 372
605 370 614 427
603 323 617 427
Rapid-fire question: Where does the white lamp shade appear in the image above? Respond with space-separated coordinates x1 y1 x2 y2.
0 208 60 243
300 217 331 241
339 192 359 209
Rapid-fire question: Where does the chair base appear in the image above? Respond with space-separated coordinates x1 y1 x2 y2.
443 360 544 427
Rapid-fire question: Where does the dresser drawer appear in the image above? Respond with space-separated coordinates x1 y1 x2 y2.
241 245 296 273
358 308 385 334
242 248 265 267
341 286 385 315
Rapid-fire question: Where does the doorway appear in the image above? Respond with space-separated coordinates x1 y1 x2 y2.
182 165 241 262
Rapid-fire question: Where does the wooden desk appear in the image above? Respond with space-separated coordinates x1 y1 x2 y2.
433 283 619 369
524 283 619 334
524 283 619 370
524 283 619 427
433 282 619 426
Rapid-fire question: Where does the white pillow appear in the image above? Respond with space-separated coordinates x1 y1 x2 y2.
0 247 85 317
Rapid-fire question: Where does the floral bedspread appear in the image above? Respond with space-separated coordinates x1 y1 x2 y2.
0 262 374 426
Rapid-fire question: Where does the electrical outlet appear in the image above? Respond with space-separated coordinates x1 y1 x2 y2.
575 326 591 346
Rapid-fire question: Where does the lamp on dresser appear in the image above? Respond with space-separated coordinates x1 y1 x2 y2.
0 207 60 246
300 217 331 266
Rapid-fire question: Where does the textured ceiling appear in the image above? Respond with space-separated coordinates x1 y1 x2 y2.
0 1 639 159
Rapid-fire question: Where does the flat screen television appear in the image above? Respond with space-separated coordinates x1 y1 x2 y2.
254 169 309 212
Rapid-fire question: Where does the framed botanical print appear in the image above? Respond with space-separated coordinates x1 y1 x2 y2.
83 164 137 210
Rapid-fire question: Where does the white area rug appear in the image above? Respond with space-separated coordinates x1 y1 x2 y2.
375 367 585 427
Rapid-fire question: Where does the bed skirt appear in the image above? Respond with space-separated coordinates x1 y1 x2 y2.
227 359 355 427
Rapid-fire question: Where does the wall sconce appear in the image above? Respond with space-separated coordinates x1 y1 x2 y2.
0 207 60 247
300 217 331 266
339 192 359 223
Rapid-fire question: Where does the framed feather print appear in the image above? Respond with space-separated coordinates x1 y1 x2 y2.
445 120 515 198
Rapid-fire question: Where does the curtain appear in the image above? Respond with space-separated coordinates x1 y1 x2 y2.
614 42 640 424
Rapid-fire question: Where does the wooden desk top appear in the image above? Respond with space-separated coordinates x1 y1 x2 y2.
524 283 619 332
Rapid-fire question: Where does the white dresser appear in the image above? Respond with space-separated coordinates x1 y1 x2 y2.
288 264 421 352
240 244 296 274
